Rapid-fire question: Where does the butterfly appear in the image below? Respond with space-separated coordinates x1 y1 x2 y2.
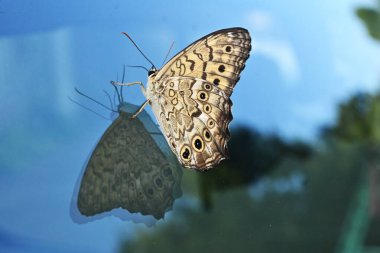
113 27 251 170
72 86 182 222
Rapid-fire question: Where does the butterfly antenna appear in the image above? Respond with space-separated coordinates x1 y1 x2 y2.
103 90 114 110
113 87 118 108
74 87 117 112
127 65 149 72
68 96 111 120
114 73 120 105
111 82 122 104
120 64 126 102
161 41 174 67
122 32 156 68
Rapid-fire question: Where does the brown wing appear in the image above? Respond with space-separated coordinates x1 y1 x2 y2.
77 111 181 219
154 27 251 97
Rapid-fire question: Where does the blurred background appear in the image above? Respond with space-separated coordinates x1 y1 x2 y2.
1 0 380 252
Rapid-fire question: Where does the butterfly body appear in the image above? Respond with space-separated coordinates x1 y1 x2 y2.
139 28 251 170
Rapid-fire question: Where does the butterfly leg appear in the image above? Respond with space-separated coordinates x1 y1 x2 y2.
131 99 151 119
110 81 147 96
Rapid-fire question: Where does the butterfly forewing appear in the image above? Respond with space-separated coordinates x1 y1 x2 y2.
154 27 251 97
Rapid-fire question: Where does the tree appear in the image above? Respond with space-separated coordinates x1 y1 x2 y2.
198 126 312 209
119 136 363 253
356 0 380 42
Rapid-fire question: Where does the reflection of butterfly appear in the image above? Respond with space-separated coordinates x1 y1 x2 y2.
71 87 182 223
114 27 251 170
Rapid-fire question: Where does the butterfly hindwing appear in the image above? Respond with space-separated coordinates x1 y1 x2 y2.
149 77 232 169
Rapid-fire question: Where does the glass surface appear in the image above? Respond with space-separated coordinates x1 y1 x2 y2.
1 0 380 252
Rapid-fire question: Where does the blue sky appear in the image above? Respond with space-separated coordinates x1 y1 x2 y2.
1 0 380 252
1 0 380 140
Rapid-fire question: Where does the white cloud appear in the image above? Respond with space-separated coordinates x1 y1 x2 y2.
246 10 301 85
291 101 333 123
255 39 301 85
246 10 274 32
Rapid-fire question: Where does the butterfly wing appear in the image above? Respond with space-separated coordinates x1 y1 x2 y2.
149 28 251 170
77 111 181 219
154 27 251 97
150 77 232 169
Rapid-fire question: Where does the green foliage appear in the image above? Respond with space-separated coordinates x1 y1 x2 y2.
324 92 380 145
356 1 380 42
198 126 312 209
119 140 364 253
365 217 380 246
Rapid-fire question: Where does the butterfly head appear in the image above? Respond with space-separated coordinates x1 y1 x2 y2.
148 66 157 76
